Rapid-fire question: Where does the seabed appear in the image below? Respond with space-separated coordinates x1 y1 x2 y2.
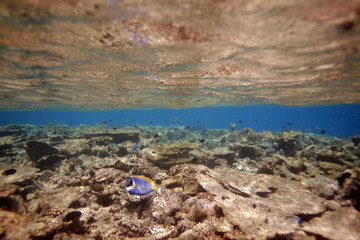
0 123 359 239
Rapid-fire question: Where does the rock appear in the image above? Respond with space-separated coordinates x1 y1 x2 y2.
334 170 360 211
234 157 256 173
93 168 122 183
58 139 91 157
0 144 15 158
324 200 341 211
350 134 360 146
35 154 66 171
0 184 27 214
304 177 339 198
214 218 233 234
211 147 236 165
0 210 34 239
283 157 306 174
0 126 26 137
96 193 113 207
144 141 198 169
226 132 238 142
256 156 283 175
150 189 181 223
0 184 17 198
25 141 59 161
276 131 302 156
238 127 261 144
319 162 343 173
315 150 344 165
28 186 85 210
193 198 217 222
0 195 27 214
178 229 195 240
91 145 111 158
230 144 264 160
115 146 128 157
79 130 140 144
194 165 325 239
89 136 113 146
0 166 38 184
261 131 275 139
166 164 204 196
163 126 192 141
49 136 64 145
116 215 152 238
302 207 360 240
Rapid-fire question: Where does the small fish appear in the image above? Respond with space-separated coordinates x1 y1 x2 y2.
239 120 243 123
278 149 285 156
287 122 293 125
124 175 165 199
265 147 276 153
320 130 326 134
132 143 138 151
286 216 301 223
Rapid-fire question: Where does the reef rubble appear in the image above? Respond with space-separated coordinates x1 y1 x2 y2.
0 123 359 239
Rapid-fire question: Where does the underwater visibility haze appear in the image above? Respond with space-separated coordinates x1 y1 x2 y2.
0 0 360 239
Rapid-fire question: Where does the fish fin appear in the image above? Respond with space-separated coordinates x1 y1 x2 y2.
157 186 166 196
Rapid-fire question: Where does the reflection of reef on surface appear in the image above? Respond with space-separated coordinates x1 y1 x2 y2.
0 0 360 109
0 123 359 239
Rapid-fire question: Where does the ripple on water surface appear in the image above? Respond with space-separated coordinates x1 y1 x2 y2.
0 0 359 109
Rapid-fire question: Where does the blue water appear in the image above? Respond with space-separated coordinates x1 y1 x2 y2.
1 104 360 138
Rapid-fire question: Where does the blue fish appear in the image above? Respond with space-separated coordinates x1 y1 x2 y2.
278 149 285 156
132 143 138 151
124 175 165 199
285 216 301 224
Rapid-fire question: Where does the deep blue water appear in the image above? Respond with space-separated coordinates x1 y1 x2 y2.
1 104 360 138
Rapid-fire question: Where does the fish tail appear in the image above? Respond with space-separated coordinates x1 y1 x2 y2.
157 186 166 196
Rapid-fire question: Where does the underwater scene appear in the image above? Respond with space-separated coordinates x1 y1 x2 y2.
1 0 360 240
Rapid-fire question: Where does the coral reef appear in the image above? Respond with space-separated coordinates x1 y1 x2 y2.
0 123 359 239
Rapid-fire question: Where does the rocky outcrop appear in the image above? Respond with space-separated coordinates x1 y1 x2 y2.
276 131 302 156
25 141 59 161
302 207 360 240
193 165 325 239
79 130 140 144
144 141 198 169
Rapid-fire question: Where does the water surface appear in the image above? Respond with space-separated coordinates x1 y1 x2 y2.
0 0 359 109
